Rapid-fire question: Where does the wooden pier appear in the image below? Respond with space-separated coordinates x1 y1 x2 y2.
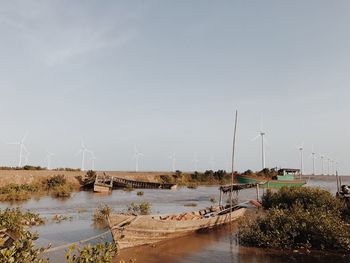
92 173 177 192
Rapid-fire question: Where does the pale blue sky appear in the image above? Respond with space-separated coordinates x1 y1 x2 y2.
0 1 349 174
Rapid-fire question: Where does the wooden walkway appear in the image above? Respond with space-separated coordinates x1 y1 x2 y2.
93 173 177 192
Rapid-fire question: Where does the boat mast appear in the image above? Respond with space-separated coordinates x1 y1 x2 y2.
230 110 238 218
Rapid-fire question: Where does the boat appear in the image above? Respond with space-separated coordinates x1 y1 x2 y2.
108 205 246 249
236 168 306 187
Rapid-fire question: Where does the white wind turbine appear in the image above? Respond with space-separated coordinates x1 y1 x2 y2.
297 143 304 175
320 154 325 175
8 133 28 167
327 157 331 175
134 147 144 172
168 152 176 172
76 140 90 171
310 147 317 175
252 118 267 170
88 151 97 171
46 151 55 170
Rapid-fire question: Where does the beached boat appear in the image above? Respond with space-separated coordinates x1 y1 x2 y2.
108 205 246 249
236 168 306 187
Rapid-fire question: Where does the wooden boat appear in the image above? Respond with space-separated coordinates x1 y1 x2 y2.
237 168 306 187
108 205 246 249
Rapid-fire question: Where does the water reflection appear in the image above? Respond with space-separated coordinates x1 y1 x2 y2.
0 178 349 262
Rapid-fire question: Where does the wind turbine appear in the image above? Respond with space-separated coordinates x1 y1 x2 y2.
330 159 334 176
327 157 331 176
252 118 267 170
310 147 316 175
320 155 325 175
134 147 144 172
297 143 304 175
7 133 28 167
76 140 90 171
168 152 176 172
192 153 199 171
89 151 96 171
46 151 55 170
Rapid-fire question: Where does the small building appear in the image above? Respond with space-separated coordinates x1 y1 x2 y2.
277 168 301 180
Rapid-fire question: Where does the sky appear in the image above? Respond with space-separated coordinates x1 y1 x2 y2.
0 0 349 174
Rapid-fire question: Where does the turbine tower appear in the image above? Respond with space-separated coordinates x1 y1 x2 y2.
89 151 96 171
320 155 325 175
297 143 304 175
77 140 90 171
46 151 55 170
168 152 176 172
252 118 267 170
310 147 316 175
8 133 28 167
134 147 143 172
327 158 330 176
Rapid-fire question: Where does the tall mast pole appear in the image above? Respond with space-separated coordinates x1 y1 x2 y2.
230 110 238 220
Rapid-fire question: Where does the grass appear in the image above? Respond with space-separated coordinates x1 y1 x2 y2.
0 175 78 202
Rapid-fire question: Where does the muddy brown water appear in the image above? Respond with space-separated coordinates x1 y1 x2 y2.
0 177 349 262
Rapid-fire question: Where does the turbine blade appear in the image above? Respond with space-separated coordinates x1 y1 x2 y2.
251 134 260 142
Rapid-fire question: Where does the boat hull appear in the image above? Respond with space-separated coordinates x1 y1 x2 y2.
108 207 246 249
236 175 306 187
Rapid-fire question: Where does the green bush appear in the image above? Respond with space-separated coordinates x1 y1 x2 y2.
239 187 350 252
45 175 66 189
262 187 347 218
239 204 350 251
66 242 116 263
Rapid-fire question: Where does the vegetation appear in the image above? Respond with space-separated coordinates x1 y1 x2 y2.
0 175 77 202
123 184 134 192
93 205 112 224
66 242 116 263
52 214 73 223
53 168 81 172
242 168 278 178
239 187 350 252
184 203 197 207
0 166 46 171
127 202 151 215
0 208 47 262
158 169 231 186
136 191 144 196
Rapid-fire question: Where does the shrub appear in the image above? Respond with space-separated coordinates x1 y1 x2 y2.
239 187 350 252
45 175 66 189
0 231 48 263
66 242 116 263
262 187 345 214
127 202 151 215
50 185 72 198
93 205 112 223
239 204 350 251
